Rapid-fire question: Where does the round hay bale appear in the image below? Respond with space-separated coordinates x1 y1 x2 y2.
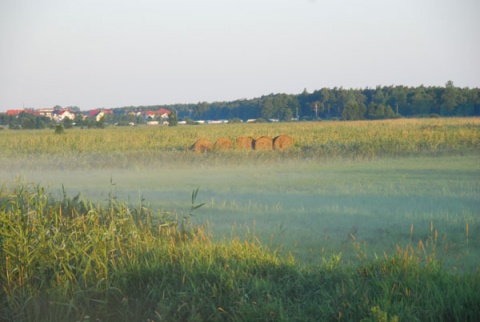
236 137 253 150
253 136 273 151
273 135 295 150
191 138 213 153
214 137 233 150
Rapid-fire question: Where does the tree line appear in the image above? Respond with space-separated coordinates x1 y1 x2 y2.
0 112 107 130
1 82 479 129
168 81 479 121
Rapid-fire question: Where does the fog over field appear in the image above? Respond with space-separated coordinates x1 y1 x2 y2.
3 155 478 267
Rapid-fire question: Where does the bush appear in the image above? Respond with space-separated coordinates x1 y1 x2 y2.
63 118 74 129
168 112 178 126
228 118 243 124
54 124 65 134
254 118 267 123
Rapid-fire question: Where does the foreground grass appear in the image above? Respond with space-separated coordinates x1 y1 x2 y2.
1 184 479 321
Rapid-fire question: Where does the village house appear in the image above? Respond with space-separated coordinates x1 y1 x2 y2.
53 109 76 122
143 108 171 121
144 111 156 120
5 108 77 123
89 109 113 121
37 108 54 119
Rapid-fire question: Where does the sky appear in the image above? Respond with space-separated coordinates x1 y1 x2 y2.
1 0 479 112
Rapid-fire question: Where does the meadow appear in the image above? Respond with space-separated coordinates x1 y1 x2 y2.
1 118 479 321
1 117 479 166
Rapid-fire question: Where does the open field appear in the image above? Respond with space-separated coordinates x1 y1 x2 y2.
1 118 478 266
1 118 480 321
0 118 479 167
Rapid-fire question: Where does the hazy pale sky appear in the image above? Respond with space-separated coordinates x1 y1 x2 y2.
1 0 479 111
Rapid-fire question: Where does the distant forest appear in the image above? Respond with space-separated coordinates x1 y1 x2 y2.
142 81 480 121
1 82 479 129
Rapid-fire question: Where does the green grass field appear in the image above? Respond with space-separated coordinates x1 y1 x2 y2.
1 118 479 321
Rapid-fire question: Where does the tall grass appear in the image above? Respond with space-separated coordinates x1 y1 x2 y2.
1 183 479 321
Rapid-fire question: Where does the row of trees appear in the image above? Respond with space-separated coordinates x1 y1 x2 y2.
0 112 53 130
168 82 478 121
0 112 108 130
1 82 479 129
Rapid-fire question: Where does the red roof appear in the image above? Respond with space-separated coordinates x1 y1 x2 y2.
144 108 171 116
89 109 112 117
158 108 171 115
6 110 23 115
89 109 100 117
6 109 37 116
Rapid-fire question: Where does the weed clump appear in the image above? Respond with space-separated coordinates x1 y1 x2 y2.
54 124 65 134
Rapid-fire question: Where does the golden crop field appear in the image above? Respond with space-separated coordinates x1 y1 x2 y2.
0 118 478 166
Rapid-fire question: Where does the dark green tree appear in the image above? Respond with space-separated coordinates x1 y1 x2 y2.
19 112 36 129
310 101 323 119
387 86 408 115
342 99 366 120
373 86 386 105
228 118 242 124
54 124 65 134
260 96 276 119
336 89 351 117
193 102 209 119
74 114 84 127
319 88 332 118
367 103 396 119
440 81 464 116
280 108 293 122
411 86 434 115
63 117 73 129
168 112 178 126
136 115 146 125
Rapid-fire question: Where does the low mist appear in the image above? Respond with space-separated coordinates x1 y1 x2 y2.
2 155 478 267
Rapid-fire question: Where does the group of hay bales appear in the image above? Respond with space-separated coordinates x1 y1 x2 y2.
191 135 294 153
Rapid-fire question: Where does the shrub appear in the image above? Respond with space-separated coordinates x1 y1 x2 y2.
54 124 65 134
228 118 242 124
